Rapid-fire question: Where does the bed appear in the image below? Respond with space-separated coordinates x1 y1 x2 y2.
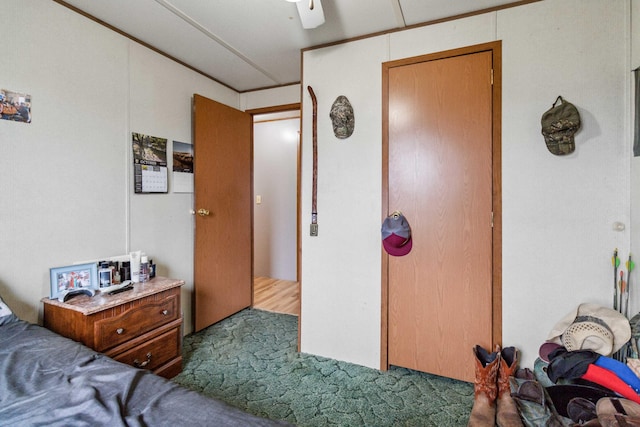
0 296 292 427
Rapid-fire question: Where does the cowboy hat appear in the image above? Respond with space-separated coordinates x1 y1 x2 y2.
547 303 631 356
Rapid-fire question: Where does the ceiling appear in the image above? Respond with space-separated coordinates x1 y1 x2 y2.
56 0 525 93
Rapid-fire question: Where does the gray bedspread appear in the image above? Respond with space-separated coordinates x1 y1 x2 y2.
0 320 292 426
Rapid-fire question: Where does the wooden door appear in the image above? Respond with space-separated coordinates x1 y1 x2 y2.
193 94 252 332
383 43 501 382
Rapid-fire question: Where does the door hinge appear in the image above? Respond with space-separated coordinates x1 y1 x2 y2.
491 211 494 228
491 69 494 85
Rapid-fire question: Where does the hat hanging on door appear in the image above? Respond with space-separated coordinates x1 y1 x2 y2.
381 212 412 256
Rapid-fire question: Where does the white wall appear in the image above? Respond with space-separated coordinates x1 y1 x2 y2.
253 117 299 281
631 1 640 322
301 0 632 370
0 0 298 335
499 0 630 369
1 1 130 321
301 36 388 368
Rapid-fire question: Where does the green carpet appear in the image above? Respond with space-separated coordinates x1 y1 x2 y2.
173 309 474 426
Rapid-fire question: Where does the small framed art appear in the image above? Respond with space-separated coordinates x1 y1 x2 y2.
49 262 98 299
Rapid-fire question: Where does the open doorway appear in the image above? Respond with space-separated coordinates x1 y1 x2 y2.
251 108 300 316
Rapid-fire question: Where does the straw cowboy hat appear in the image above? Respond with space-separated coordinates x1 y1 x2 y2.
547 303 631 356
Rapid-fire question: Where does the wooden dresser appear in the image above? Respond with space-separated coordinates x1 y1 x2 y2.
42 277 184 379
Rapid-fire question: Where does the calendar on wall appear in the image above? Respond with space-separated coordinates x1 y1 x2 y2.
132 132 168 193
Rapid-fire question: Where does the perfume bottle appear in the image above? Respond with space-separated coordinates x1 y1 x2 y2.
140 256 149 283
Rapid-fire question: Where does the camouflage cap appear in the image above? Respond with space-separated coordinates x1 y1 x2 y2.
541 96 581 155
329 95 354 139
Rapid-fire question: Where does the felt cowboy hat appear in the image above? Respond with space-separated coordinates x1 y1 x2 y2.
547 303 631 356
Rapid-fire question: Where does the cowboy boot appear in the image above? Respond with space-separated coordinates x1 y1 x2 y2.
468 345 501 427
496 346 524 427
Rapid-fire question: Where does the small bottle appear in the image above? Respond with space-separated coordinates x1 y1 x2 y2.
149 259 156 278
140 256 149 283
120 261 130 281
99 262 112 288
130 251 141 283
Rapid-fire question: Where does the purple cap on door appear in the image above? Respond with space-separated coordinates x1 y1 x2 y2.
381 213 412 256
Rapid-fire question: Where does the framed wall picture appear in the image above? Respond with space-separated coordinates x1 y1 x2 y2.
0 88 31 123
49 262 98 300
172 140 193 193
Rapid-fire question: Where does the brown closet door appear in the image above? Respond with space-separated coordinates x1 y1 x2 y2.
387 50 495 382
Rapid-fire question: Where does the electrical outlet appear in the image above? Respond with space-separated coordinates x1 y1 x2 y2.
310 223 318 236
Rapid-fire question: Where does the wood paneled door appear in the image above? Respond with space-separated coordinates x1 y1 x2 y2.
193 94 253 332
382 42 502 382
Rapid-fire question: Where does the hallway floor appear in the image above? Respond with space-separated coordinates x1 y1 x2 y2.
253 276 299 316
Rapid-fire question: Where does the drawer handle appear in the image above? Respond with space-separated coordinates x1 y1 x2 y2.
116 328 124 335
162 309 168 315
133 352 152 368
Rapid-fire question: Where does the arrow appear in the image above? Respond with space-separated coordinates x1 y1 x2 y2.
626 254 635 318
613 249 620 311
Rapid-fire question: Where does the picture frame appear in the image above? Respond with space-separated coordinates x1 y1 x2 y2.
49 262 98 300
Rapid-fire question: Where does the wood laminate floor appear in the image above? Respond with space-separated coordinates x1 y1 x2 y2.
253 276 299 316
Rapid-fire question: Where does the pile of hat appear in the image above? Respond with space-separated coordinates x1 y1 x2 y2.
533 304 638 425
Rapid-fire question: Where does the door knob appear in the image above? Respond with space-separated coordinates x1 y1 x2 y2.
197 209 210 216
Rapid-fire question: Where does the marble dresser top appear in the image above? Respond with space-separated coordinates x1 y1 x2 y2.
41 276 185 315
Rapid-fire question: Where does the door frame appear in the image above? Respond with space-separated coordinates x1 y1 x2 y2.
380 41 502 370
246 102 301 283
246 102 302 349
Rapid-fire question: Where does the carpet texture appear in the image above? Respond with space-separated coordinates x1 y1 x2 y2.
173 309 474 426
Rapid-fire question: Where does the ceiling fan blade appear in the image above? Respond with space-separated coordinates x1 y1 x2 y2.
296 0 324 29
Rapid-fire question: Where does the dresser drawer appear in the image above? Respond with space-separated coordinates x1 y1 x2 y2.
93 293 178 352
112 326 180 372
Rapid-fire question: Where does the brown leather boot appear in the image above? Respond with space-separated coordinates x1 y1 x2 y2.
468 345 501 427
496 346 524 427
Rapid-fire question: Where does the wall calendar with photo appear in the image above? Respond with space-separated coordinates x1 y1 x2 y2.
132 132 168 193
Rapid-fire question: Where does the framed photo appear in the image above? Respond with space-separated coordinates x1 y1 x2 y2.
49 262 98 300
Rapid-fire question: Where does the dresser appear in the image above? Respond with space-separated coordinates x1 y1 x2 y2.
42 277 184 379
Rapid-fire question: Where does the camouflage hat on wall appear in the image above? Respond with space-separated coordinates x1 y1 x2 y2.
541 96 581 155
329 95 354 139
